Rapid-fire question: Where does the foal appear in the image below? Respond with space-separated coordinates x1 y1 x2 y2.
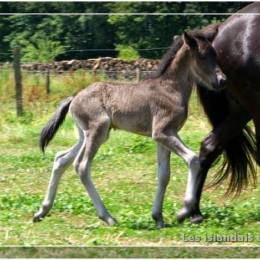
34 32 226 228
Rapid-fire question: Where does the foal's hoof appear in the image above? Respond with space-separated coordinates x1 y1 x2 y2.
190 214 204 224
152 213 165 229
33 213 44 223
105 216 117 226
156 220 165 229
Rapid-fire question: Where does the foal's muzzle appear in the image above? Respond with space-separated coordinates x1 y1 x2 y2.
212 69 227 91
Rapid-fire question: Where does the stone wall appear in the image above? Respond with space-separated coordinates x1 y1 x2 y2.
19 57 160 73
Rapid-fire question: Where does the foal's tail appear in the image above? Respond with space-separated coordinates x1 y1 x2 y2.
39 96 73 152
197 87 257 195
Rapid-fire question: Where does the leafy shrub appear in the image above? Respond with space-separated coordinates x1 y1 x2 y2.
21 34 64 63
116 44 139 60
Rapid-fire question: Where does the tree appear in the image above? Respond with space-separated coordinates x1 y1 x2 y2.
21 34 64 94
0 2 251 61
21 35 64 63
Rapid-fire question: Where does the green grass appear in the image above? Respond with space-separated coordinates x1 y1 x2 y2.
0 71 259 254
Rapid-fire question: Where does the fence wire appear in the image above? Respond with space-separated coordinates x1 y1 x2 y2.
0 65 156 81
0 45 169 63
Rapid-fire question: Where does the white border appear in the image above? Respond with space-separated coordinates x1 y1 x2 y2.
0 12 259 16
0 0 259 250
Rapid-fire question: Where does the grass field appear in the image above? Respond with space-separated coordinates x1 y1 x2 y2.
0 70 259 255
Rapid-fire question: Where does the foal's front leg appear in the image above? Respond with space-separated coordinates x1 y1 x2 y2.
152 127 201 222
152 143 171 229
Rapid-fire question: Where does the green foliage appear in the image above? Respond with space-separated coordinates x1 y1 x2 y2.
21 35 64 62
0 2 250 61
116 44 139 60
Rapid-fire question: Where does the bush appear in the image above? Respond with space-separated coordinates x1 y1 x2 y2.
116 44 140 60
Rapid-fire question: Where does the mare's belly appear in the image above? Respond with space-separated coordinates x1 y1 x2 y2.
214 14 260 86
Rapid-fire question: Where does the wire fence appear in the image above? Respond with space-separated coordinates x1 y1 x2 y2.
0 47 160 116
0 45 170 62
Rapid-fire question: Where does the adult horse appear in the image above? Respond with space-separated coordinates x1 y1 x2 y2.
178 2 260 223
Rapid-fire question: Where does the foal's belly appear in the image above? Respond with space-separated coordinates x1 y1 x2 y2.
110 109 152 136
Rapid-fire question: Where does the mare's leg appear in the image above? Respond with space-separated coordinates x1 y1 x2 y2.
74 117 116 226
177 103 251 223
33 127 84 222
152 143 171 229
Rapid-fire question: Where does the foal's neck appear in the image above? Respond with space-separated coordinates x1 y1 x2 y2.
162 46 193 103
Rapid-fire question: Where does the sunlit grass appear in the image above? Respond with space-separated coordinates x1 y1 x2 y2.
0 69 259 248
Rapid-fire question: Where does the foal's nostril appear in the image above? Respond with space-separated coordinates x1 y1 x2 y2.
217 74 227 89
219 78 226 87
211 76 226 91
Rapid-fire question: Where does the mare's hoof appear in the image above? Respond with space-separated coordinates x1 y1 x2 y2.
177 207 191 223
177 206 204 224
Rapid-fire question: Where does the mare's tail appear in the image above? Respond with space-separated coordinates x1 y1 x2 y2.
197 87 257 195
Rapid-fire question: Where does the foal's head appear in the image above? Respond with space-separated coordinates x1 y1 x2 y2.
183 32 226 91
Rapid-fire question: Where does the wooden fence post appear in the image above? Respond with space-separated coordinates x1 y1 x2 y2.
13 47 23 116
136 68 140 83
46 68 50 94
92 69 97 81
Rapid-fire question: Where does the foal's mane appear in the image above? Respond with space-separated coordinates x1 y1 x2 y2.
150 36 183 79
150 30 211 79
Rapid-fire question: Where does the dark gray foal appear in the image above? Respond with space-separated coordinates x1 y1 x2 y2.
34 32 226 228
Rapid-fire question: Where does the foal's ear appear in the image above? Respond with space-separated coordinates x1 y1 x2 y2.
183 32 198 50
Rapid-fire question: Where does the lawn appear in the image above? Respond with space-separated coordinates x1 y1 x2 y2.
0 70 259 257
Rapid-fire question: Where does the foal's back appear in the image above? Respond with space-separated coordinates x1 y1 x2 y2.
70 79 184 136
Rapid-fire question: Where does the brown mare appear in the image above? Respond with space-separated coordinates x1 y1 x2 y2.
177 2 260 223
33 32 225 228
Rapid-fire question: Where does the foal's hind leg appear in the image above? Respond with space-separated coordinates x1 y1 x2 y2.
33 128 84 222
152 143 171 229
74 118 116 226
